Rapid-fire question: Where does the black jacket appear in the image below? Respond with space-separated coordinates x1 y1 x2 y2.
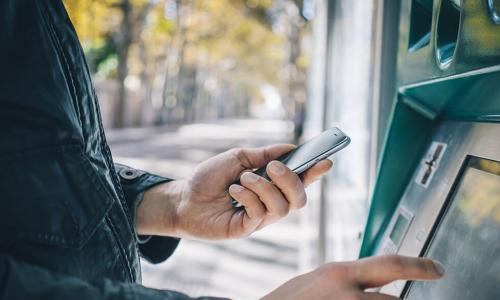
0 1 222 299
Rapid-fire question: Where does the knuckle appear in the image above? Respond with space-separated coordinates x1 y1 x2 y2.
232 148 252 167
254 207 266 218
278 207 290 217
253 175 263 185
233 148 246 161
263 194 289 217
249 197 266 217
258 180 275 193
296 197 307 209
273 204 289 217
262 147 273 162
228 147 241 157
293 193 307 209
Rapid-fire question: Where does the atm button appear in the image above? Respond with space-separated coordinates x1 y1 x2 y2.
416 230 426 242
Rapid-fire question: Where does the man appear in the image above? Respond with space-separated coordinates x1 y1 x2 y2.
0 1 444 299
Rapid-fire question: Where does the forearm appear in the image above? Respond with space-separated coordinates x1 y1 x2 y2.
114 163 182 263
136 180 185 236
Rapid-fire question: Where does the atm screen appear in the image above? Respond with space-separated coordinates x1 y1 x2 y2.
405 157 500 299
389 213 410 246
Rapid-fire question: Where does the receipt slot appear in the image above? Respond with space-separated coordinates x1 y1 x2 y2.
359 0 500 299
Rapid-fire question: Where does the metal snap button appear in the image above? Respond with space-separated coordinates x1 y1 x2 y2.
119 168 139 180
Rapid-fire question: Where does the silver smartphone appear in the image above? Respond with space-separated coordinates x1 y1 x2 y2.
231 127 350 207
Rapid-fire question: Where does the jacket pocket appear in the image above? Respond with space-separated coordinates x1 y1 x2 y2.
0 145 114 249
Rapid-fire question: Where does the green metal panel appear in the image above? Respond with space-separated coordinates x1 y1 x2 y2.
360 0 500 257
360 69 500 257
360 98 438 257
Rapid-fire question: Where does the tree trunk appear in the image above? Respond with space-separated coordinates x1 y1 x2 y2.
113 0 132 128
136 3 154 126
158 0 188 125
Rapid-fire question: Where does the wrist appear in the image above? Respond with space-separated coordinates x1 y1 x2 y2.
136 180 185 236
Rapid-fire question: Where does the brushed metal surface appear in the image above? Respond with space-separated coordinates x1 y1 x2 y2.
373 121 500 296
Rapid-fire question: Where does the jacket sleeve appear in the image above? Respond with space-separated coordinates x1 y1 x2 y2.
114 163 182 264
0 253 226 300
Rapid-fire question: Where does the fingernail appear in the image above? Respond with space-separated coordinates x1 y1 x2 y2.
432 260 446 276
268 161 286 175
230 184 244 193
241 172 259 184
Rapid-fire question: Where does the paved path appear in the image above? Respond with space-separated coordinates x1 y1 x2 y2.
108 119 302 300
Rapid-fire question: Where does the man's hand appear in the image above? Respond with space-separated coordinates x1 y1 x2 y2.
136 144 332 239
262 255 445 300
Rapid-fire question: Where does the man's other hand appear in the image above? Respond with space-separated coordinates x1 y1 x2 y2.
262 255 445 300
136 144 332 239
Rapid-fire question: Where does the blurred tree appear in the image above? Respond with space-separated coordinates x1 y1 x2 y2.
64 0 309 128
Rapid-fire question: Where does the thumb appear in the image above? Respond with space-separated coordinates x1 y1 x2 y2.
235 144 295 169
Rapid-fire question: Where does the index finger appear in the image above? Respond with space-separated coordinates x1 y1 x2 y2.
350 255 444 289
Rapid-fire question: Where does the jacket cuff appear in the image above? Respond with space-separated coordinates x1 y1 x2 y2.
115 163 181 264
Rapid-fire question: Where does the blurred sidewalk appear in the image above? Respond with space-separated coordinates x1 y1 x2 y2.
108 118 301 300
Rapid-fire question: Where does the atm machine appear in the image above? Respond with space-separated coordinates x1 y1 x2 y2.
359 0 500 299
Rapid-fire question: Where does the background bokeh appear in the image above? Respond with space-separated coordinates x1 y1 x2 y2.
65 0 309 131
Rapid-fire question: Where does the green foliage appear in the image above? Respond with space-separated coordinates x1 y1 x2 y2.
65 0 284 84
63 0 309 126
